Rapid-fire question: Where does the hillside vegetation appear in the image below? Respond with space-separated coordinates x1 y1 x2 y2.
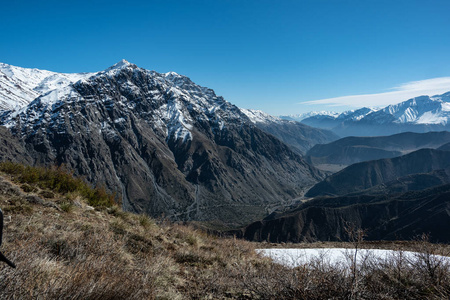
0 163 449 299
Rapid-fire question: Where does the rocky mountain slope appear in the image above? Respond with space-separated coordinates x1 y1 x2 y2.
241 109 338 154
239 183 450 243
306 148 450 197
290 93 450 136
0 60 324 227
306 131 450 166
0 127 32 164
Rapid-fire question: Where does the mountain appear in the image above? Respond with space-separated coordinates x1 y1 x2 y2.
306 131 450 166
285 107 377 131
0 62 93 111
279 111 339 122
306 148 450 197
238 183 450 243
240 109 338 154
0 60 324 227
295 93 450 136
438 142 450 151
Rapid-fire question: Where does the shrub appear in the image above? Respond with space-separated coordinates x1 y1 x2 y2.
0 162 115 208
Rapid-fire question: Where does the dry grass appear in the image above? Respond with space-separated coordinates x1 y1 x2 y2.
0 164 449 299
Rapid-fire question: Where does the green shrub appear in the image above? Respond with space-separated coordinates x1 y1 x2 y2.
60 202 74 213
0 162 116 208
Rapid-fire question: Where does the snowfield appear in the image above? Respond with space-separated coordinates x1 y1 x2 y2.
257 248 450 268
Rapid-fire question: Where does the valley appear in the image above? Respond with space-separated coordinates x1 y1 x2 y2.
1 60 450 298
3 1 450 297
1 60 450 237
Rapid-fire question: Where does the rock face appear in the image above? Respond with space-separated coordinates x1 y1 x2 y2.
306 131 450 166
0 126 32 164
239 184 450 243
0 60 324 227
306 149 450 197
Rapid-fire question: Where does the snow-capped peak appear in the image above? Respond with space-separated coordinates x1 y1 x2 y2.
377 95 450 125
279 111 340 122
105 59 133 71
164 71 179 77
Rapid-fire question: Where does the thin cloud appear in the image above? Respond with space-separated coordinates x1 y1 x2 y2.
302 77 450 108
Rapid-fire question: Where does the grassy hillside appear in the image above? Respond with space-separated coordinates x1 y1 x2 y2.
0 162 449 299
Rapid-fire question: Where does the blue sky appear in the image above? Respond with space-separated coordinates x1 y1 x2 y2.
2 0 450 115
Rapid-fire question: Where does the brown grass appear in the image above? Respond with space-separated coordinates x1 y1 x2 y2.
0 165 449 299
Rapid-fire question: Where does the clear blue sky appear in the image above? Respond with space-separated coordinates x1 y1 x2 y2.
2 0 450 115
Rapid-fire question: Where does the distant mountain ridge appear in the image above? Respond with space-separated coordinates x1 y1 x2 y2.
306 148 450 197
241 109 338 154
282 92 450 136
306 131 450 166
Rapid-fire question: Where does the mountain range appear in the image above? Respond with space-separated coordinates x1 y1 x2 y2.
306 131 450 167
306 148 450 197
282 93 450 136
2 59 450 239
0 60 330 227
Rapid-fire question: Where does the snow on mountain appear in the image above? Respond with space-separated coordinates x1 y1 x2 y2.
240 108 282 124
379 93 450 125
286 108 376 123
0 62 94 111
289 92 450 128
1 60 251 145
298 92 450 136
336 107 378 121
0 59 337 156
279 111 339 122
